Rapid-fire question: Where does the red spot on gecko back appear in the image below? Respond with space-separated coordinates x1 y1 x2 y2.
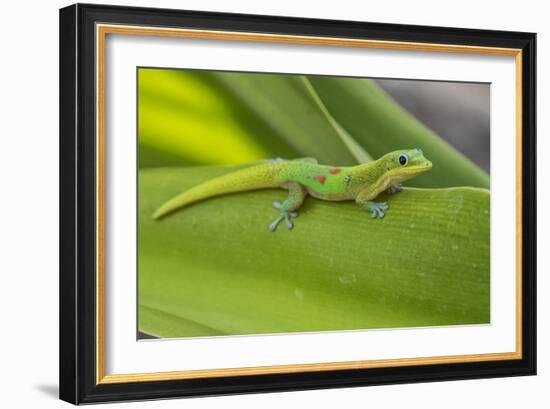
329 168 342 175
314 175 326 184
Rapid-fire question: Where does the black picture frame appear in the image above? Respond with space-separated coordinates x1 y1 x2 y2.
59 3 536 404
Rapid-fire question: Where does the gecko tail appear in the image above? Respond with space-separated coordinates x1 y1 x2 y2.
152 200 184 220
152 163 284 220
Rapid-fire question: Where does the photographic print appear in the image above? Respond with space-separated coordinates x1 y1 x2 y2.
60 5 536 403
137 68 490 339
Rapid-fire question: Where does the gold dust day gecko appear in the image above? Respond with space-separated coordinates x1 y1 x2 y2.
153 149 432 232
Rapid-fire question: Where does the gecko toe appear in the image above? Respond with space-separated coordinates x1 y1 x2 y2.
269 210 298 232
365 201 389 219
269 215 284 232
285 217 294 230
386 184 403 195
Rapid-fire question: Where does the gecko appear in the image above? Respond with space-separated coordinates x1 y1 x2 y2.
152 148 432 232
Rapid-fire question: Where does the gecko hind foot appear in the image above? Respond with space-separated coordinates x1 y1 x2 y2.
269 205 299 232
364 201 389 219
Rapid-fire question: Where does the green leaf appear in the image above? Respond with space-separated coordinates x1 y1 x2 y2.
140 304 226 338
139 166 490 338
300 76 372 163
307 76 490 188
138 69 299 167
211 72 363 165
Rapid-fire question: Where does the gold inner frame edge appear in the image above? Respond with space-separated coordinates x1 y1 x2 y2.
95 23 523 385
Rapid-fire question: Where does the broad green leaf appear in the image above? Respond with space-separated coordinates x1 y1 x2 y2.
211 72 362 165
138 69 299 167
300 76 372 163
140 304 225 338
139 166 490 338
308 77 490 188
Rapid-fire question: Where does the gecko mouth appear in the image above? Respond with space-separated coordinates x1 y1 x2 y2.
386 159 432 181
416 160 433 171
407 161 432 175
409 156 432 169
400 160 432 173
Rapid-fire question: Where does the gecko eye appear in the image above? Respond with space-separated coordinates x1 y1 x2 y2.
399 154 408 166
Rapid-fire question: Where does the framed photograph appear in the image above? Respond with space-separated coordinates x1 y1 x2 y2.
59 3 536 404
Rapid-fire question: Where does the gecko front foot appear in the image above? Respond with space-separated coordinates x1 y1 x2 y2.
364 201 389 219
386 184 403 195
269 201 299 232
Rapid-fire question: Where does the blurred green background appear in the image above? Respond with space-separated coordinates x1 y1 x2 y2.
137 68 490 339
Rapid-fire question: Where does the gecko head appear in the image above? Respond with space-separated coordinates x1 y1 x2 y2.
380 148 432 184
